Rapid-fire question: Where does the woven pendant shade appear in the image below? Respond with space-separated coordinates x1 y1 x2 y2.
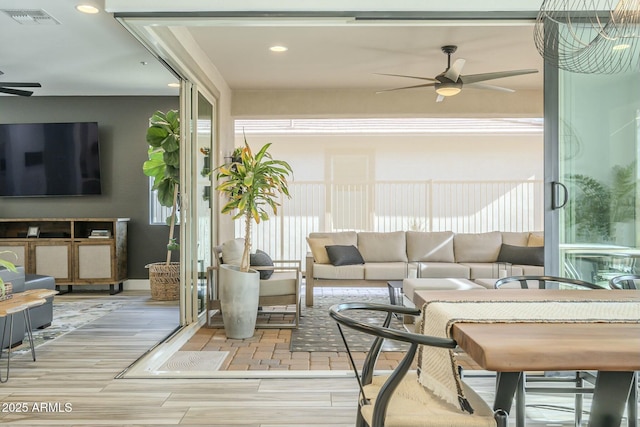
534 0 640 73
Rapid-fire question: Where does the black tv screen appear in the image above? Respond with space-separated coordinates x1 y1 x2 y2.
0 122 101 197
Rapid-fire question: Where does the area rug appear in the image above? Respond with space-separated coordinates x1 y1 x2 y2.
291 289 409 352
11 300 125 355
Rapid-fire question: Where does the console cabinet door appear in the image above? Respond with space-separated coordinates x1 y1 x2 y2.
0 242 28 267
75 243 114 282
32 241 72 282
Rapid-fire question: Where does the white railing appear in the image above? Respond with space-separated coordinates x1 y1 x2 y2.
236 179 544 265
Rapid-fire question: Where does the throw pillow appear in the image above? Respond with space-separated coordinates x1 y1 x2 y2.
497 244 544 267
250 249 274 280
527 233 544 247
306 237 333 264
325 245 365 266
221 238 244 266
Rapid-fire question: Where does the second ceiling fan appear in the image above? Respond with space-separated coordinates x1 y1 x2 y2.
0 71 41 97
377 45 538 102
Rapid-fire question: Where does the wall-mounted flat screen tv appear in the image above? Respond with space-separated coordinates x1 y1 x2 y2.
0 122 101 197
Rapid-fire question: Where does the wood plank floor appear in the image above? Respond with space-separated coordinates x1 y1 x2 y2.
0 291 631 426
0 292 358 426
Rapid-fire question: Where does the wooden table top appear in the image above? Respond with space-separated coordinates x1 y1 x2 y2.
452 322 640 372
414 289 640 372
0 289 57 317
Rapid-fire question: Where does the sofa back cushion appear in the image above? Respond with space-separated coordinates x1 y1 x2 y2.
306 237 333 264
308 231 357 246
454 231 502 263
501 232 530 247
406 231 455 262
357 231 407 262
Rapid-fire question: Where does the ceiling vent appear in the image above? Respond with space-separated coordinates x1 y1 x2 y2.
1 9 60 25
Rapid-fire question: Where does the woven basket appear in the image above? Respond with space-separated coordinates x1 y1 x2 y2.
148 262 180 301
0 282 13 302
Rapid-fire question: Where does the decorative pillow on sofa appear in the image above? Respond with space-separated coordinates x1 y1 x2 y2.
527 232 544 247
497 244 544 267
306 237 333 264
250 249 274 280
325 245 365 266
221 238 244 265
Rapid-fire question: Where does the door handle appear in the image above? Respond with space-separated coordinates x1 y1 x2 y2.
552 181 568 210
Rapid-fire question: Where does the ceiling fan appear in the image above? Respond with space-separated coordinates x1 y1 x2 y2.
377 45 538 103
0 71 41 96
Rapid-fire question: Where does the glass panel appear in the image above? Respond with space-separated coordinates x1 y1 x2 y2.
196 92 213 315
558 70 640 286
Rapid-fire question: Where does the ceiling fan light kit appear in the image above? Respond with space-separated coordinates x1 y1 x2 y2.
377 44 538 103
534 0 640 74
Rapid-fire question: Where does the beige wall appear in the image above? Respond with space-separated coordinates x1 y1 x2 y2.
232 89 542 118
236 132 542 184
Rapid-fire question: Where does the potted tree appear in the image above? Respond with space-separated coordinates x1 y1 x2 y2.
143 109 181 301
215 140 292 338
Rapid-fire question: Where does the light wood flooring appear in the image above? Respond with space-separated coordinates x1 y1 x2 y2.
0 291 633 426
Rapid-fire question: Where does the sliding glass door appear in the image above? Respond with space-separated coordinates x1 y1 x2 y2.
555 70 640 285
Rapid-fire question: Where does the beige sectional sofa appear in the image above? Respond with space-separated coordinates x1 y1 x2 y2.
305 230 543 306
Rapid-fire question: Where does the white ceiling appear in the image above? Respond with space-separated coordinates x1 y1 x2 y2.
0 1 544 97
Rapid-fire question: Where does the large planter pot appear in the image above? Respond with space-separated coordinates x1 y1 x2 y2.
219 264 260 339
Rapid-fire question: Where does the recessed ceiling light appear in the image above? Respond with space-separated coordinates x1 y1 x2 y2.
167 83 180 88
76 4 100 14
269 45 288 52
613 43 631 51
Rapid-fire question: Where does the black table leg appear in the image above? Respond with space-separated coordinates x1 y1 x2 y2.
494 371 521 414
588 371 634 427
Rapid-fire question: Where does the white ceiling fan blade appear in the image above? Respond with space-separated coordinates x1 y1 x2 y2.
436 94 445 103
376 82 436 93
465 83 515 93
444 58 466 82
375 73 437 82
460 69 538 84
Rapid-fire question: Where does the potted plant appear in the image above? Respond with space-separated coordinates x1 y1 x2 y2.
143 109 181 300
215 140 292 338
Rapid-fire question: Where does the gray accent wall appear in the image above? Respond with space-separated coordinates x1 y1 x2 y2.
0 96 179 279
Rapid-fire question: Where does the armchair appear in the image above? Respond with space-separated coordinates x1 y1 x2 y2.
329 302 508 427
207 246 301 329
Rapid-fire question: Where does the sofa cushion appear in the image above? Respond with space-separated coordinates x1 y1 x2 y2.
357 231 407 263
528 232 544 247
415 262 471 279
259 271 297 296
326 245 365 266
516 264 545 276
454 231 502 263
460 262 524 279
221 238 244 266
364 262 408 280
406 231 454 263
501 232 530 247
497 244 544 267
312 263 365 280
306 237 333 264
250 249 274 280
308 231 357 246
